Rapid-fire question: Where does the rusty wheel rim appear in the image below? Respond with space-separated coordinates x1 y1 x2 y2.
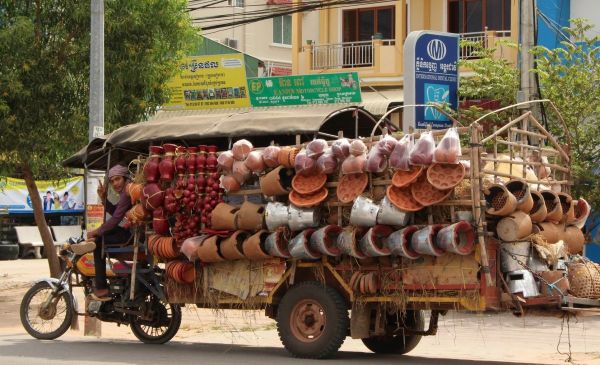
289 299 326 343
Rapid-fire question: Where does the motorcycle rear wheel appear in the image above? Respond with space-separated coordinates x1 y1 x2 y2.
20 281 73 340
130 297 181 344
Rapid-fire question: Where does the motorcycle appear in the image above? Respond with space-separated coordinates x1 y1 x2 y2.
19 235 181 344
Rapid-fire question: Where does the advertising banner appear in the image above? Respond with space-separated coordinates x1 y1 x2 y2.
0 176 85 213
86 204 105 231
404 31 459 131
163 54 251 110
247 72 362 107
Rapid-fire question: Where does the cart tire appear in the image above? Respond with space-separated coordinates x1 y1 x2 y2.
20 281 74 340
130 298 181 345
361 310 424 354
277 281 349 359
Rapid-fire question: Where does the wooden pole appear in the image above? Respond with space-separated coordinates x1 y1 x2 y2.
129 157 141 300
470 123 493 286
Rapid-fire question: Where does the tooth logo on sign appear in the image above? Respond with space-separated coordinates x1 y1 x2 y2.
427 39 447 61
424 83 450 121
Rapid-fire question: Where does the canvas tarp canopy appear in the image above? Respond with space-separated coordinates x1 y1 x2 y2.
63 104 383 169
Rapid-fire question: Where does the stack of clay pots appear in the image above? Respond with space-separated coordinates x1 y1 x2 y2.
485 179 588 255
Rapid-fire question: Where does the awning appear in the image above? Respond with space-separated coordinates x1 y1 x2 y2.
359 89 404 116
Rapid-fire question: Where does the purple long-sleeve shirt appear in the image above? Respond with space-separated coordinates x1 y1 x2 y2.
96 190 131 236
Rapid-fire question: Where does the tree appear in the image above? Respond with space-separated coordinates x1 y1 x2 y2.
532 19 600 208
0 0 199 276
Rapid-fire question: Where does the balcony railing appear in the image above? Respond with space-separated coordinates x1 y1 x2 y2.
311 39 395 70
459 30 511 59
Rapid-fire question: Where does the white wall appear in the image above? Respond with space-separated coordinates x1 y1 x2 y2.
571 0 600 37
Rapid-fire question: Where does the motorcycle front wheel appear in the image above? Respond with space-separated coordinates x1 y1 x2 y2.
130 296 181 344
20 281 74 340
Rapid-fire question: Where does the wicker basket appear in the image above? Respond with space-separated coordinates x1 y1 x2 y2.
568 261 600 299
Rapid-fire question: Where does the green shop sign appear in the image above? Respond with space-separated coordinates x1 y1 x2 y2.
247 72 362 107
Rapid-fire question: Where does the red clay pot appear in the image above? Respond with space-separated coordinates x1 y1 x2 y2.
144 146 163 183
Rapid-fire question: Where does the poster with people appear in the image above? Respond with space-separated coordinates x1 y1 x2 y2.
0 176 85 213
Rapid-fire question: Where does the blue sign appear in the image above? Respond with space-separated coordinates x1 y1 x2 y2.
403 31 459 131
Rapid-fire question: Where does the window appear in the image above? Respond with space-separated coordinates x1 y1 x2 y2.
343 6 395 42
448 0 511 33
228 0 244 7
273 15 292 45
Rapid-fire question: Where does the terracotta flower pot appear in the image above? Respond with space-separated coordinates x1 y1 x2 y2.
242 230 271 260
220 230 249 260
221 175 241 193
484 183 518 216
158 143 177 182
196 235 224 263
309 225 342 256
126 183 143 205
244 150 266 173
411 224 446 256
143 146 163 183
210 203 239 231
152 207 170 236
260 166 293 196
196 145 207 170
265 202 289 231
572 198 591 229
557 193 575 224
262 146 281 168
336 227 367 259
387 226 420 259
288 229 320 260
562 225 585 254
217 151 235 172
529 190 548 223
359 225 393 257
541 190 562 222
426 163 465 190
174 146 187 174
532 222 562 243
496 211 533 242
264 227 291 258
235 201 265 231
506 179 534 213
206 145 218 171
186 146 198 174
142 183 164 211
336 173 368 204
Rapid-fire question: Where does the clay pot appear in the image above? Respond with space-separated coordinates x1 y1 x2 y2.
387 226 420 259
359 225 393 257
244 150 265 173
288 229 320 260
174 146 187 174
557 193 575 224
197 235 224 263
392 166 424 188
350 139 367 156
142 183 164 211
562 225 585 254
337 227 367 259
341 154 366 174
572 198 591 229
484 184 518 216
277 147 299 168
336 173 368 203
292 173 327 194
197 145 207 170
262 146 281 168
541 191 562 222
148 235 177 259
411 225 446 256
143 146 163 183
235 201 265 231
217 151 235 172
158 143 177 182
210 203 239 231
152 207 170 236
126 183 143 205
533 222 562 243
232 160 251 184
242 230 271 260
220 230 249 260
529 190 548 223
386 185 423 212
506 179 534 213
260 166 293 196
309 225 342 256
539 271 570 296
427 163 465 190
232 139 253 161
289 187 328 208
331 138 351 159
288 205 320 231
265 202 289 231
264 227 291 258
496 211 533 241
377 196 412 226
126 203 149 225
411 174 452 207
186 146 198 174
349 196 380 227
221 175 241 193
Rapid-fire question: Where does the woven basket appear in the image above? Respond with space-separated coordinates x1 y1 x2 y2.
568 261 600 299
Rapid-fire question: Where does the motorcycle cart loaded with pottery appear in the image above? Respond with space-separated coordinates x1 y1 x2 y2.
22 102 600 358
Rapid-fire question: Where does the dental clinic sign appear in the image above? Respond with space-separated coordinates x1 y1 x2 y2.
404 31 459 131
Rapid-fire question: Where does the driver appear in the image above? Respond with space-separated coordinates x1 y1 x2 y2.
87 164 132 301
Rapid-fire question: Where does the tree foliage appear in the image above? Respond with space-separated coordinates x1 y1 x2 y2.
0 0 199 179
532 19 600 207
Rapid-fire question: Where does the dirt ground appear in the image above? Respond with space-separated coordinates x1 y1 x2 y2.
1 259 599 364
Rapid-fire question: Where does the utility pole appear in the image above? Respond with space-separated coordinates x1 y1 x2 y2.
89 0 105 143
518 0 537 107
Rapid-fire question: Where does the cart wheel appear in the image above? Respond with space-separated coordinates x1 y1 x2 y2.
277 281 349 359
361 310 424 354
130 296 181 345
20 281 74 340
